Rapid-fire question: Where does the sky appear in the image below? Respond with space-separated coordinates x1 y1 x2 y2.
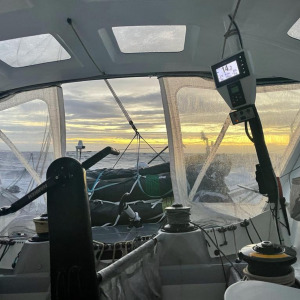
62 77 167 152
0 77 299 157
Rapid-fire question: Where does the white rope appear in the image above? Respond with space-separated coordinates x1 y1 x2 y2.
112 214 120 227
150 199 163 208
243 266 295 286
129 177 139 194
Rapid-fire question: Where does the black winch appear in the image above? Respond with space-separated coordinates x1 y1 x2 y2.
162 204 196 233
31 214 49 242
239 241 298 286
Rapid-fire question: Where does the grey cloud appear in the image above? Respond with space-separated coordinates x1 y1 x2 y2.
116 92 162 106
65 99 121 120
64 91 164 123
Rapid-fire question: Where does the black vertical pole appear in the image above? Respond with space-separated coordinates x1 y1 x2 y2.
47 157 99 300
248 106 279 205
248 105 281 244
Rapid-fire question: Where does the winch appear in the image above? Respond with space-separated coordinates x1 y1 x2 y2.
239 241 298 286
162 204 196 233
32 214 49 242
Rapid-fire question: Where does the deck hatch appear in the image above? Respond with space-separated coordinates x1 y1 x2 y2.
112 25 186 53
0 34 71 68
287 18 300 40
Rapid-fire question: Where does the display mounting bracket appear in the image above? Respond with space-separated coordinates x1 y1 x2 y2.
229 105 256 125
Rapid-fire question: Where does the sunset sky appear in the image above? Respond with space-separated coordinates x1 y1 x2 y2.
0 77 298 156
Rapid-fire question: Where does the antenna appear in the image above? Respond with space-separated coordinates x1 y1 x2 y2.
76 140 85 161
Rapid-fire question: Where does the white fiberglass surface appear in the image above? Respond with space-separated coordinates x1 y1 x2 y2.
175 81 300 225
112 26 186 53
0 100 53 235
0 34 70 67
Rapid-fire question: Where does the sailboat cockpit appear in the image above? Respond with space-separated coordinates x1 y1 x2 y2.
0 1 299 299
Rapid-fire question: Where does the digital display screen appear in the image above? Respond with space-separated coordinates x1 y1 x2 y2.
216 60 240 83
230 86 240 94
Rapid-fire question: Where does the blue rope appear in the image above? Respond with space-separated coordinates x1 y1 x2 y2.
89 174 133 195
89 174 171 199
88 171 103 194
92 182 120 191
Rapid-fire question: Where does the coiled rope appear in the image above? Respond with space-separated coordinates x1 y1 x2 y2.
243 266 296 286
165 207 191 225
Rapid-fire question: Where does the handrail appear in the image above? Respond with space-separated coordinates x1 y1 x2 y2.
97 238 157 283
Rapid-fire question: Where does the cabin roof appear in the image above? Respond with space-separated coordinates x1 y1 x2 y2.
0 0 299 97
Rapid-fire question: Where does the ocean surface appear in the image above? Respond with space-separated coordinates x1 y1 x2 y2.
0 150 271 235
0 150 261 201
0 151 170 202
0 150 171 234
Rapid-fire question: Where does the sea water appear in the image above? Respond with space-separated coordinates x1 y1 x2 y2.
0 150 170 235
0 150 259 195
0 150 265 201
0 150 267 234
0 151 169 198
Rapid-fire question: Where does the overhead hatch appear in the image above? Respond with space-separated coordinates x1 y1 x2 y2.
287 18 300 40
0 33 71 68
112 25 186 53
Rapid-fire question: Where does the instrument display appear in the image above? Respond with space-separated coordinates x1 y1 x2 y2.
211 52 250 88
211 50 256 110
216 60 240 82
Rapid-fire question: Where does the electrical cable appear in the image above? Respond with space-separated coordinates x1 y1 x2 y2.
212 228 228 287
228 15 244 49
0 244 9 261
190 221 243 278
221 0 243 59
270 207 288 229
244 226 254 244
249 218 262 242
274 202 283 245
232 229 240 262
245 121 254 143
